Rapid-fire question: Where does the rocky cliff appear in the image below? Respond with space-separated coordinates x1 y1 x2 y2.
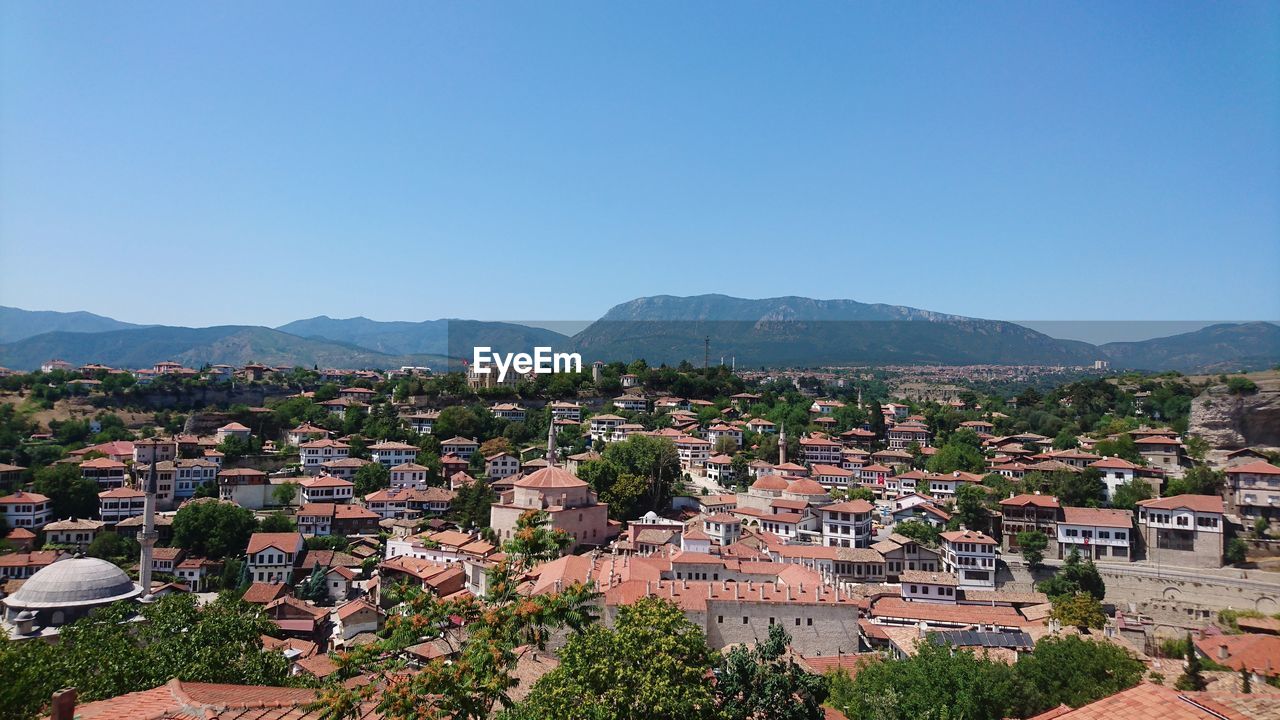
1189 378 1280 450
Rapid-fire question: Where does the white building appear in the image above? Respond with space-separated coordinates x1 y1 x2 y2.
370 441 420 468
439 437 479 461
245 532 304 584
940 529 997 589
389 463 431 491
1057 506 1132 561
98 487 146 523
298 474 356 504
299 439 351 472
819 499 873 548
1089 457 1140 501
0 491 53 530
589 415 625 443
485 453 520 480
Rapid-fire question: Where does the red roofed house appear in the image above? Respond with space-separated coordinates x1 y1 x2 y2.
998 494 1060 553
820 500 874 548
79 457 128 489
297 473 355 504
1089 456 1143 502
0 491 53 530
1193 632 1280 686
1058 506 1134 561
246 532 305 583
1137 495 1225 568
940 529 997 589
1225 461 1280 533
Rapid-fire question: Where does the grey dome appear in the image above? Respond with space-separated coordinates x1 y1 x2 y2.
6 557 141 608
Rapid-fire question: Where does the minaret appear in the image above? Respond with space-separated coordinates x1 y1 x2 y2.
546 419 558 467
138 453 158 602
779 422 787 465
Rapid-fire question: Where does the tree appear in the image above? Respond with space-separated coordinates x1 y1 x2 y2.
353 462 390 498
713 436 738 456
0 594 295 720
926 438 985 475
32 463 99 519
1225 537 1248 566
504 510 571 572
1111 480 1153 511
1049 592 1106 629
479 437 513 459
172 499 258 559
953 483 988 531
259 511 296 533
716 624 827 720
511 597 719 720
271 481 298 506
601 435 682 514
85 532 138 563
894 519 941 547
1016 530 1049 568
1016 636 1144 712
1166 466 1223 497
1037 549 1105 601
829 638 1025 720
452 479 497 530
1174 632 1207 691
1055 468 1106 507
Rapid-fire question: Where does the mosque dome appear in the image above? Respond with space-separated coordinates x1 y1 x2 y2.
5 557 141 609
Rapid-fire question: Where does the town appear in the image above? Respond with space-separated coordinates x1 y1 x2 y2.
0 357 1277 719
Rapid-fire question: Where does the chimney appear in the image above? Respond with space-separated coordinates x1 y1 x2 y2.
1218 644 1229 661
917 621 928 638
50 688 76 720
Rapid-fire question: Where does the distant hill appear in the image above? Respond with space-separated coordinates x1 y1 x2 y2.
276 316 569 357
1 297 1274 372
0 326 446 371
0 306 145 344
1099 322 1280 372
570 295 1100 367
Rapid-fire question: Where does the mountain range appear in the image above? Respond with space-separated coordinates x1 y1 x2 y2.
0 297 1276 373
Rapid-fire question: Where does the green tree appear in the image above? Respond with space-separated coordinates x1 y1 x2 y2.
1016 529 1049 568
1166 466 1223 497
1174 632 1206 691
1016 636 1144 711
893 520 941 547
1037 549 1105 601
1049 592 1106 629
452 479 497 531
0 594 295 720
1225 537 1248 566
1054 468 1106 507
829 638 1025 720
85 532 138 563
259 511 296 533
353 462 390 498
172 499 258 559
926 439 985 475
1111 480 1152 511
601 435 682 514
271 481 299 506
716 624 827 720
32 463 99 519
511 597 719 720
953 483 988 531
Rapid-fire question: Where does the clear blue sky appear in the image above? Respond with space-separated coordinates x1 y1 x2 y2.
2 2 1277 331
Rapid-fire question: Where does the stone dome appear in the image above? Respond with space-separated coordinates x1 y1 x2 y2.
6 557 141 609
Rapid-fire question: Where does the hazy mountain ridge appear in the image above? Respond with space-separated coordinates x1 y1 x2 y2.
0 325 446 371
0 306 146 343
276 316 568 357
0 300 1275 372
1098 322 1280 372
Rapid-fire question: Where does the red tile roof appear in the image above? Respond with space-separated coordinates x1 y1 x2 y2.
74 678 355 720
999 493 1061 509
1138 494 1224 514
1226 461 1280 476
246 532 303 555
1061 507 1133 528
